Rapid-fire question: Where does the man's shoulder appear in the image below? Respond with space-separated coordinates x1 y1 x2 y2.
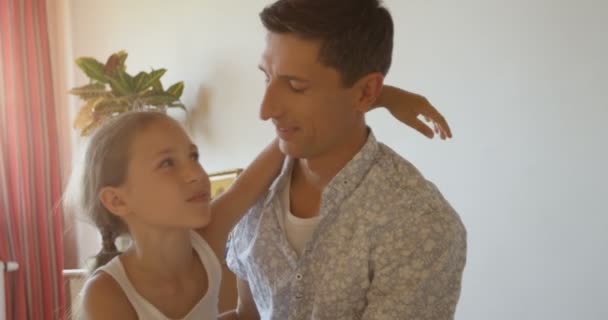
362 143 463 228
365 142 432 198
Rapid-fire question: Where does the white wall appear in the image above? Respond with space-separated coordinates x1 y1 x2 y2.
65 0 608 319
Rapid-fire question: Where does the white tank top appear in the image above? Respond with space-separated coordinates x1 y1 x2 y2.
282 171 320 257
98 231 221 320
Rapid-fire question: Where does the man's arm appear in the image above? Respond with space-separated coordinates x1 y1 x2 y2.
219 279 260 320
374 85 452 140
362 208 466 319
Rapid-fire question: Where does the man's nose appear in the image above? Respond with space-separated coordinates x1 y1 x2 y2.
259 82 284 121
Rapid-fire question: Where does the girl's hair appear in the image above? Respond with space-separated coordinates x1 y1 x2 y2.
64 111 174 271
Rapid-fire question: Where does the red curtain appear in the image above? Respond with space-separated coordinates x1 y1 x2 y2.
0 0 66 318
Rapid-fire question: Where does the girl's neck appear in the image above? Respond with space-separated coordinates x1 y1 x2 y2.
124 228 196 281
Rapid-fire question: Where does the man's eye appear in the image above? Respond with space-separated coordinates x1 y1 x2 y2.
289 81 307 92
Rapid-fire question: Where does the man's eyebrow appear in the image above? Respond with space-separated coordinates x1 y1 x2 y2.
281 74 309 82
258 65 309 82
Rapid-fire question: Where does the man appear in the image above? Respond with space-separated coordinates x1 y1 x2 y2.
225 0 466 319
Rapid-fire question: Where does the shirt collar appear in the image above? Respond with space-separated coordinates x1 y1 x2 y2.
264 129 381 210
265 155 295 207
320 130 380 217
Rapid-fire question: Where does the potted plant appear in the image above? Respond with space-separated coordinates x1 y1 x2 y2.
69 50 185 136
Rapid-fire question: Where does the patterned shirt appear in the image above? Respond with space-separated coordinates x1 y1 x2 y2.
227 132 467 320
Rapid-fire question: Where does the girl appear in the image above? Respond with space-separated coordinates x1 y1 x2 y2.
67 111 284 320
66 87 450 320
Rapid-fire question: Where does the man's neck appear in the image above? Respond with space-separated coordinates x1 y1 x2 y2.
294 125 368 191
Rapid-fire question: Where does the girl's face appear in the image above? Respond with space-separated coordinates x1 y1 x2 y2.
117 117 212 230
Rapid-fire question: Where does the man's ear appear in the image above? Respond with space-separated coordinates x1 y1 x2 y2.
353 72 384 113
99 186 129 217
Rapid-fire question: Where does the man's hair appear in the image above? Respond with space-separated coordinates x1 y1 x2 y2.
260 0 393 87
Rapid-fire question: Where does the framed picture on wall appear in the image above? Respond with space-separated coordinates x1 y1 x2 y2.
209 169 243 199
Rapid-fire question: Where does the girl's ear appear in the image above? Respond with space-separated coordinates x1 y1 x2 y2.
99 187 129 217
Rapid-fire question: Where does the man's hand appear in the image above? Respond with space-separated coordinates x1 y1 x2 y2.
375 85 452 140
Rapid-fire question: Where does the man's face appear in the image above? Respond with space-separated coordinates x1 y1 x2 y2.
258 32 364 160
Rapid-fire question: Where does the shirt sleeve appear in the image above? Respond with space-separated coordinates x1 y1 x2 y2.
226 218 250 280
362 204 467 320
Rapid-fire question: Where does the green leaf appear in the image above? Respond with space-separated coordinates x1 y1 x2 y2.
138 92 179 107
73 100 95 130
103 50 129 76
152 79 164 92
68 83 110 100
166 81 184 98
93 97 131 115
75 57 107 83
138 69 166 93
117 69 134 92
108 79 130 96
133 71 149 92
108 69 134 96
115 50 128 69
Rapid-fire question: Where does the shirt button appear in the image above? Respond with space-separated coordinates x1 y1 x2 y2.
295 273 303 280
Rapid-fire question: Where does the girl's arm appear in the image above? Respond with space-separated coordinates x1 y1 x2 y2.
199 139 284 257
374 85 453 139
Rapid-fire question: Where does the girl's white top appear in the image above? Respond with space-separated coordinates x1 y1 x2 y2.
98 231 220 319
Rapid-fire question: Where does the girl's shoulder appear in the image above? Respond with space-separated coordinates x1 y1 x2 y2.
195 226 224 260
80 271 138 320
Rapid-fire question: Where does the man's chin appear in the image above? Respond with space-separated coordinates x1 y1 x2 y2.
278 140 304 158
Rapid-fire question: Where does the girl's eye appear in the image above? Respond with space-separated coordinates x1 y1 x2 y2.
191 151 199 161
159 158 174 168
